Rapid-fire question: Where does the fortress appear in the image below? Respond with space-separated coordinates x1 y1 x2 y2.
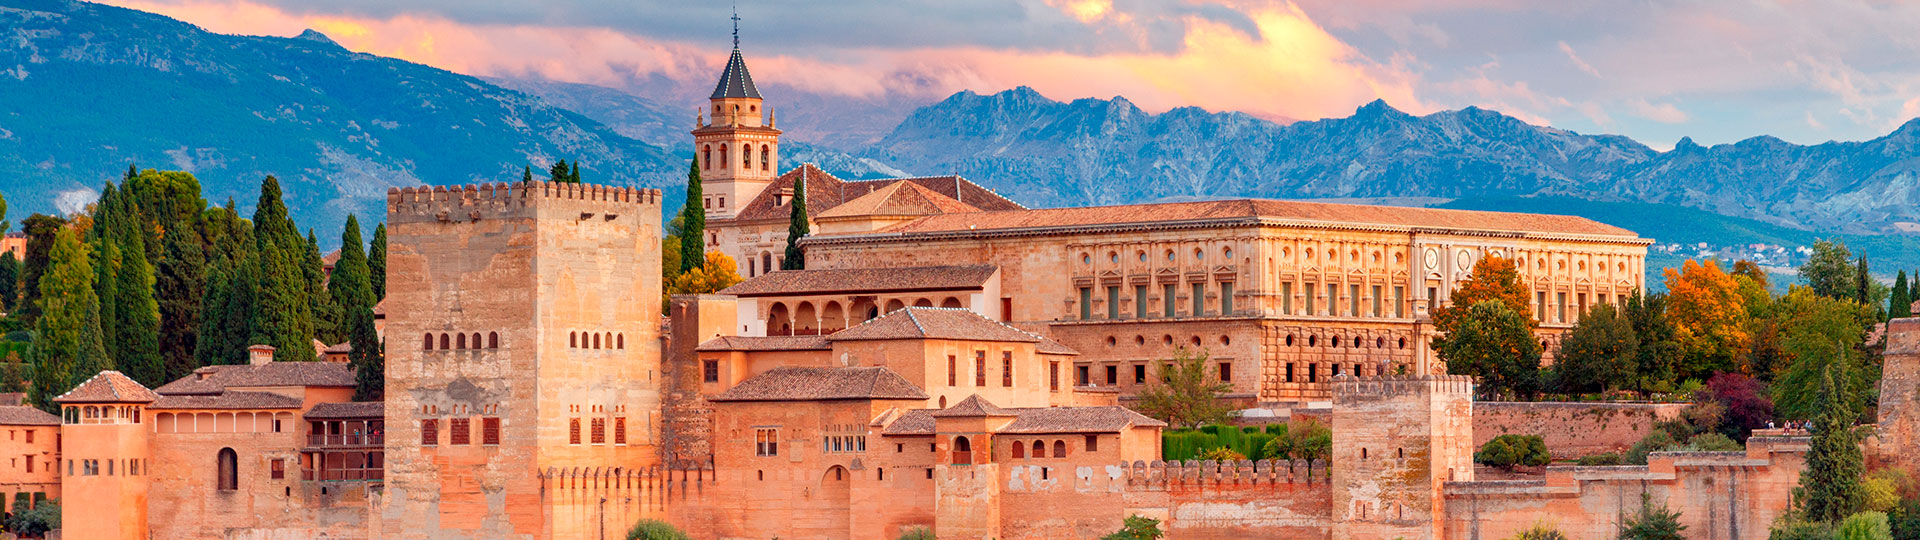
13 33 1909 540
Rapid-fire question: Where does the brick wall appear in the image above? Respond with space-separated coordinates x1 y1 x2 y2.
1474 402 1684 459
1881 318 1919 471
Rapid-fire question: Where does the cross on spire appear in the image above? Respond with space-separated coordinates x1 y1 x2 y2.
731 4 741 49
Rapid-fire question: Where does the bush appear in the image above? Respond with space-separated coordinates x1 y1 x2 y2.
1102 515 1164 540
1200 447 1245 462
1619 493 1686 540
1687 432 1743 452
626 519 689 540
1577 453 1623 466
1872 468 1920 501
1837 511 1894 540
1865 476 1902 513
1475 434 1550 469
896 526 935 540
1504 522 1568 540
1701 372 1776 441
1892 499 1920 540
6 498 58 537
1769 518 1835 540
1627 429 1680 465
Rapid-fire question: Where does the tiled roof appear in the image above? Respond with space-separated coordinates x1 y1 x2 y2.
710 48 762 99
863 199 1638 238
709 366 929 402
55 371 158 403
325 341 353 354
153 362 356 395
695 335 832 352
1036 337 1080 356
0 392 23 406
150 391 303 410
817 181 981 219
829 307 1042 344
931 395 1010 417
0 405 60 425
720 265 997 297
305 401 386 419
723 164 1023 223
889 405 1166 434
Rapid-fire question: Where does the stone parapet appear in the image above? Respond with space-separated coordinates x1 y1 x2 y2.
1119 458 1330 487
386 181 662 222
1330 374 1475 401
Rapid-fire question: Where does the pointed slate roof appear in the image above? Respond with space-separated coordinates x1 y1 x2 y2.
711 49 762 99
931 395 1011 417
709 366 929 402
55 371 159 403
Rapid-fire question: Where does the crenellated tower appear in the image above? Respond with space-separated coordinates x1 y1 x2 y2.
691 19 780 219
1330 374 1476 540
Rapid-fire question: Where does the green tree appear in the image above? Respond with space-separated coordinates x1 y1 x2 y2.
1132 347 1234 429
625 519 689 540
0 352 26 393
895 526 936 540
248 178 316 363
522 166 533 183
570 160 581 183
1856 257 1873 306
549 160 571 183
0 189 9 235
1893 270 1912 318
1475 434 1551 469
111 207 163 388
1732 260 1770 289
17 214 65 323
6 497 58 536
304 230 341 344
1892 499 1920 540
1837 512 1894 540
1552 303 1639 394
1507 523 1570 540
1771 287 1872 420
783 173 809 270
1434 256 1535 334
1101 515 1165 540
368 223 387 301
328 216 375 323
347 303 383 402
0 252 18 312
156 222 206 381
1623 292 1682 395
1802 239 1856 300
1436 300 1542 399
1797 365 1868 523
1618 493 1687 540
28 229 110 411
679 160 705 274
661 235 682 286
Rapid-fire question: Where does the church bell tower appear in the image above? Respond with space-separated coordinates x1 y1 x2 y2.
692 11 780 219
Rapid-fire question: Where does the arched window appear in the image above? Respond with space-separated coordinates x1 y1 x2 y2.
439 334 450 350
761 145 770 170
424 333 434 350
1012 441 1025 459
456 333 466 349
702 145 711 169
743 143 752 168
593 334 601 349
617 334 625 349
217 448 238 490
718 144 728 169
471 333 482 349
489 332 499 349
953 436 972 465
1053 440 1067 458
762 252 773 273
1031 440 1045 458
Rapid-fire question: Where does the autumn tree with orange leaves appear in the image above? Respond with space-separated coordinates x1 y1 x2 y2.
1433 255 1534 335
1662 259 1750 380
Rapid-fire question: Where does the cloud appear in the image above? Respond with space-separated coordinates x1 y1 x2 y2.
1557 41 1599 78
1805 110 1825 130
1627 99 1688 123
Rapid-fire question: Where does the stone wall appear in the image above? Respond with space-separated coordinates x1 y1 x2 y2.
1474 402 1684 459
1881 317 1919 471
981 458 1336 540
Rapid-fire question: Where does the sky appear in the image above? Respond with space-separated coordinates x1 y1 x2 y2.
103 0 1920 149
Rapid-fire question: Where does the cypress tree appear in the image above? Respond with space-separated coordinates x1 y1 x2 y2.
304 229 340 344
680 160 705 273
249 178 314 362
1798 364 1867 523
0 252 17 312
347 303 383 401
17 214 64 324
0 190 9 236
328 216 374 320
782 174 808 270
368 224 388 301
570 161 581 183
112 212 163 388
1894 270 1912 319
549 160 570 182
28 229 110 411
156 223 206 381
1855 257 1872 305
522 166 533 183
87 184 124 359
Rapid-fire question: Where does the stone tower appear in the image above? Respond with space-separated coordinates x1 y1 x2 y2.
691 28 780 219
55 371 157 540
379 182 665 539
1883 317 1919 471
1330 374 1476 540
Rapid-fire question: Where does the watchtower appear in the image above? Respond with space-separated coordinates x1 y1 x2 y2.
56 371 158 540
1330 374 1475 540
379 181 665 539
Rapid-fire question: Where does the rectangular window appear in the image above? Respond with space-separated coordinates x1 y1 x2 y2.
1191 282 1206 316
1163 284 1177 317
1578 293 1588 317
270 459 284 480
450 418 471 445
1349 284 1361 317
1536 291 1548 320
1107 286 1120 319
1079 287 1092 320
614 417 627 445
422 419 439 446
1394 286 1406 318
1285 363 1295 383
24 455 31 473
1133 364 1147 384
1326 284 1338 315
975 351 986 387
1428 287 1438 307
1306 282 1317 315
702 360 719 383
1219 362 1233 382
1002 352 1014 387
1050 362 1060 391
590 418 606 445
1076 365 1089 386
1105 365 1118 386
1085 435 1100 452
569 418 581 445
483 417 501 446
23 430 30 444
1220 282 1234 315
1371 285 1383 317
754 428 779 457
1308 364 1318 383
1556 292 1567 323
948 356 957 386
1001 297 1013 322
1332 363 1342 377
1281 282 1294 315
1135 285 1148 318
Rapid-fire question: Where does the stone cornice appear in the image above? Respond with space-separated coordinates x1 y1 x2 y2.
798 216 1652 248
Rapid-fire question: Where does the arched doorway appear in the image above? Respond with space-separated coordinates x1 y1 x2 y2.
795 302 819 335
940 297 963 308
217 448 239 490
767 302 792 336
815 465 853 539
821 302 846 333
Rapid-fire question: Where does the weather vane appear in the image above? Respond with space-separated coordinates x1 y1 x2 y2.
731 3 741 49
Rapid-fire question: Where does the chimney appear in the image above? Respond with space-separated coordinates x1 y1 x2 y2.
247 344 276 366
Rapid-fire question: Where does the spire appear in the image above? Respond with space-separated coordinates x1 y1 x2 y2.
731 3 741 50
710 10 762 100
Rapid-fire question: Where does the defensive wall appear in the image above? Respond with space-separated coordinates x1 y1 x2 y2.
1473 402 1684 459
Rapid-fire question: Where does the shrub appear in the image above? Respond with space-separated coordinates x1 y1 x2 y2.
1627 429 1680 465
1892 499 1920 540
1619 493 1686 540
626 519 689 540
1769 518 1835 540
1102 515 1164 540
896 526 935 540
1700 372 1776 441
1200 447 1245 462
1865 476 1902 513
1577 453 1623 466
1475 434 1550 469
1871 468 1920 501
1504 522 1568 540
1837 511 1893 540
6 498 58 537
1686 432 1743 452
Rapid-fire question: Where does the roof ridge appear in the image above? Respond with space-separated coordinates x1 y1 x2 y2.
905 308 928 336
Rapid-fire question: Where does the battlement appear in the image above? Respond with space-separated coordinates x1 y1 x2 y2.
1119 458 1330 488
1330 374 1475 400
386 181 663 220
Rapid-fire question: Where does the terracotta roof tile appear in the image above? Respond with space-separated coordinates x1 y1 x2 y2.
695 335 832 352
305 401 386 419
55 371 158 403
888 405 1165 434
325 341 353 354
931 395 1010 417
1036 337 1080 356
153 362 356 395
0 392 23 406
709 366 929 402
883 409 935 435
829 307 1041 344
861 199 1638 238
817 181 981 219
0 405 60 425
723 164 1023 223
150 391 303 410
720 265 997 297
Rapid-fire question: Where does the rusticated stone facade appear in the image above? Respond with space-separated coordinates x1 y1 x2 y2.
379 182 665 540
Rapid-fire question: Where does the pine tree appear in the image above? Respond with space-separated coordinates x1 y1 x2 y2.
549 160 570 183
0 252 17 312
112 211 163 388
782 173 808 270
1798 364 1867 523
522 166 533 183
570 161 581 183
1893 270 1912 319
679 160 705 274
17 213 64 324
368 224 388 301
28 229 110 411
156 223 206 381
